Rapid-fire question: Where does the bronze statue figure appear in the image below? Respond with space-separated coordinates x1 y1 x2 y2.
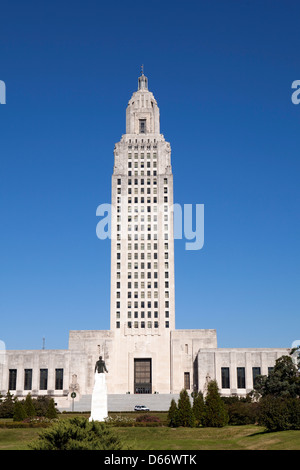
94 356 108 374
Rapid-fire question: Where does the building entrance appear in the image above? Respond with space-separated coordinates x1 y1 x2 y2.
134 358 152 394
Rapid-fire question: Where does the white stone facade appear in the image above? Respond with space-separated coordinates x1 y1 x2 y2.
0 73 290 410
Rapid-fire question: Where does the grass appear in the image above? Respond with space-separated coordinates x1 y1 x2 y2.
0 415 300 450
115 425 300 450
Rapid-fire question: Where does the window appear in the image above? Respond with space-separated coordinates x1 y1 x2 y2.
237 367 246 388
184 372 190 390
55 369 64 390
252 367 261 386
221 367 230 389
139 119 146 134
40 369 48 390
9 369 17 390
24 369 32 390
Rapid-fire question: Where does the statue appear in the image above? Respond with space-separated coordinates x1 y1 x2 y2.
94 356 108 374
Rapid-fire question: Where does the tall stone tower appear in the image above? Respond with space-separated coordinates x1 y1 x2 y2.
111 71 175 336
109 70 176 393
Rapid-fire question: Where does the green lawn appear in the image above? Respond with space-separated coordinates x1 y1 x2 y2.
0 422 300 450
115 425 300 450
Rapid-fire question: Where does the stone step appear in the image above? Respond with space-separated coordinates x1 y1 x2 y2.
59 393 181 413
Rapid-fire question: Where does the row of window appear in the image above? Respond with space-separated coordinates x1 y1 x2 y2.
119 242 168 250
125 215 168 223
116 268 169 279
124 262 168 269
116 269 169 278
122 311 170 319
128 159 158 168
116 300 171 309
221 366 273 389
115 321 170 329
115 234 169 242
124 291 169 299
128 153 157 160
116 203 170 215
8 368 64 391
128 171 158 177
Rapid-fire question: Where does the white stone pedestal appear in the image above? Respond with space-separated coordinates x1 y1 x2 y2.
89 372 108 422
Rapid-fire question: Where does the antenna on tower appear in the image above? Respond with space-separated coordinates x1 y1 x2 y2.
42 337 45 350
141 64 144 75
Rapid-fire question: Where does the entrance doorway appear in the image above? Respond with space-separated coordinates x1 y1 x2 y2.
134 358 152 394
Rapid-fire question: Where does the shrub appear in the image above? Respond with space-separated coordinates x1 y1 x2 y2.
29 417 127 450
13 400 27 422
226 400 258 425
222 396 258 425
135 414 161 423
258 396 300 432
104 415 135 426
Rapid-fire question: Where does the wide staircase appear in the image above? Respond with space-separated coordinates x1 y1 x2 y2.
60 393 180 413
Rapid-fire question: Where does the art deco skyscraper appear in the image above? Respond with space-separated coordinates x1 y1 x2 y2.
110 71 175 337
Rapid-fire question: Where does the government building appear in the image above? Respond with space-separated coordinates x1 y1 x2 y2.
0 72 289 411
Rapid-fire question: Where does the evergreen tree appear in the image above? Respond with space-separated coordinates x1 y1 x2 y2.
29 417 127 450
203 380 228 427
24 393 36 417
167 398 178 427
0 391 15 418
192 390 205 426
13 400 27 422
45 398 58 419
176 389 195 427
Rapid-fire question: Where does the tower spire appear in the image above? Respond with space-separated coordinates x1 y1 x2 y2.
138 65 148 90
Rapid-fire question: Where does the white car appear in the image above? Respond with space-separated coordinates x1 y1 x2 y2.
134 405 150 411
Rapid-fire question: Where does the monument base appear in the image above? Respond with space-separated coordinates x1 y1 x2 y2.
89 372 108 422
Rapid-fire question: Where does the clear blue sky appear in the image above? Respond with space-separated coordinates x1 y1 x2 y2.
1 0 299 350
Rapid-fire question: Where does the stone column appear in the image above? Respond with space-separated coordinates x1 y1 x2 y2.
89 373 108 422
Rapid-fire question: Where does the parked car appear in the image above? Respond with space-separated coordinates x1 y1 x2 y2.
134 405 150 411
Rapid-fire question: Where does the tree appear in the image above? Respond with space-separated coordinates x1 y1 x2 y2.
167 398 178 427
192 391 205 426
176 389 195 427
34 396 54 416
290 345 300 370
13 400 27 422
24 393 36 417
29 417 128 450
203 380 228 427
253 355 300 399
258 395 300 432
0 391 15 418
45 398 58 419
222 396 258 425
